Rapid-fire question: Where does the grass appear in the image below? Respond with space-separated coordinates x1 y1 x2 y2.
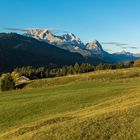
0 68 140 139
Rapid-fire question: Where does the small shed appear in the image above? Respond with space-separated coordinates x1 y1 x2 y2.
16 76 30 83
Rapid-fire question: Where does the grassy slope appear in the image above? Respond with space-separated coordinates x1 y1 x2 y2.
0 68 140 140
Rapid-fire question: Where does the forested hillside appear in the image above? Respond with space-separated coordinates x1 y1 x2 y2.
0 33 103 72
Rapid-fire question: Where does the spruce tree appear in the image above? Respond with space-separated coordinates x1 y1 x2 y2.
74 63 80 74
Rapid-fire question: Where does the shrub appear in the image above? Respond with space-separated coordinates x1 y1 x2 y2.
133 60 140 67
1 73 15 91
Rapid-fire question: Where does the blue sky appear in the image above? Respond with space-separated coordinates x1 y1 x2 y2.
0 0 140 53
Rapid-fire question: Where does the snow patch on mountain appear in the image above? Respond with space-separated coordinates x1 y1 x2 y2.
113 50 134 56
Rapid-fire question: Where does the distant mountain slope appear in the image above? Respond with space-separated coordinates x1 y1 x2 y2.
0 33 103 72
113 50 138 61
133 53 140 57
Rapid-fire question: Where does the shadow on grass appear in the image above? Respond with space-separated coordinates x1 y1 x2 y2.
15 81 32 89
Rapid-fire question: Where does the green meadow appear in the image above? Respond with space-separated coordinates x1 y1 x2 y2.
0 68 140 140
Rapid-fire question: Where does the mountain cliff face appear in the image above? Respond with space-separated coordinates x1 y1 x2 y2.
25 29 84 48
86 40 105 55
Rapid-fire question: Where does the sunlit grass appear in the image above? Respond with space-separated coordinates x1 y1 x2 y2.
0 67 140 139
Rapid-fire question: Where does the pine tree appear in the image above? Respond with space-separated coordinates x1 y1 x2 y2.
45 69 49 78
68 65 74 75
62 66 67 76
74 63 80 74
56 68 61 77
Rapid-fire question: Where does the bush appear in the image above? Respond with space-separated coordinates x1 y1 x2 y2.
1 73 15 91
133 60 140 67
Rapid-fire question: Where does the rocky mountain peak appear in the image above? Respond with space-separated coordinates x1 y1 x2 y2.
86 40 104 54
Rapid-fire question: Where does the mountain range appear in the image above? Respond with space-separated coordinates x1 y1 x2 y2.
24 28 138 62
0 29 138 72
0 33 102 72
24 29 107 57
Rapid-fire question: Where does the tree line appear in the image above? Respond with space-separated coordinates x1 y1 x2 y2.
12 63 95 79
11 62 133 80
0 61 134 91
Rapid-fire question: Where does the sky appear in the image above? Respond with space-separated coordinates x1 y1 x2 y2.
0 0 140 53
